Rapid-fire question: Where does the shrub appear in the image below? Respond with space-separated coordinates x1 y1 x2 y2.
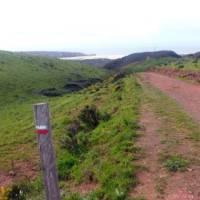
57 153 78 180
40 88 63 97
68 120 81 148
192 59 198 64
28 177 43 193
100 112 111 122
112 73 126 83
77 131 90 149
164 155 189 172
178 64 184 69
115 85 123 92
7 180 31 200
60 120 80 151
79 105 100 129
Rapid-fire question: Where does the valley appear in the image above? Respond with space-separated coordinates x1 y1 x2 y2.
1 50 200 199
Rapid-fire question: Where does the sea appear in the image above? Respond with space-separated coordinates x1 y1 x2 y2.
60 54 124 60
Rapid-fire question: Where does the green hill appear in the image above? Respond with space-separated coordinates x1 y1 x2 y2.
0 51 107 106
0 51 141 200
104 50 181 70
0 50 107 171
3 50 198 199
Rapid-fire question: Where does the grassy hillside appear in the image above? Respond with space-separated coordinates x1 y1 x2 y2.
2 51 200 199
0 51 141 199
117 56 200 74
169 57 200 70
117 57 178 74
0 70 142 200
144 56 200 83
103 51 200 75
104 51 180 70
127 56 200 72
0 51 107 171
0 51 107 106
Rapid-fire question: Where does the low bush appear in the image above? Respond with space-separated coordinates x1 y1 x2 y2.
57 153 78 180
100 112 111 122
60 120 81 152
7 180 31 200
178 64 184 69
56 76 141 200
79 105 100 130
164 155 189 172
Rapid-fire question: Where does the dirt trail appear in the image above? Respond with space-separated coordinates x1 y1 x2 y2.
131 105 164 199
132 74 200 200
141 72 200 124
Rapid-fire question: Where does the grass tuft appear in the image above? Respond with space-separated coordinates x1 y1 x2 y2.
164 155 189 172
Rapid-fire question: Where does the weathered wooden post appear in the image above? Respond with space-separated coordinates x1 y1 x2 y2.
33 103 60 200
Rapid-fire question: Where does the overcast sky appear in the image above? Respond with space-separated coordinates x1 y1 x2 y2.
0 0 200 55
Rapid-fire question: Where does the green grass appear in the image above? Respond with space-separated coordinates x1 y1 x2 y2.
140 76 200 142
0 51 107 170
0 51 107 106
122 56 200 75
3 51 199 199
164 155 189 172
8 75 142 200
0 51 142 200
139 75 200 173
63 76 141 199
170 57 200 71
121 57 177 73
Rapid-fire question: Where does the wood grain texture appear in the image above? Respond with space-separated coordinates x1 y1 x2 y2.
33 103 60 200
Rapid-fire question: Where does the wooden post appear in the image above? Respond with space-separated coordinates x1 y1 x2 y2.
33 103 60 200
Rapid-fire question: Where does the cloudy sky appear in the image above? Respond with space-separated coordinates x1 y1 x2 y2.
0 0 200 55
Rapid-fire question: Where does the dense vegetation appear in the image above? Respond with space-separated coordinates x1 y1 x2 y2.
78 59 111 67
1 72 142 200
104 51 180 70
0 51 106 105
0 50 106 170
115 56 200 75
0 51 142 199
2 50 200 199
122 57 178 73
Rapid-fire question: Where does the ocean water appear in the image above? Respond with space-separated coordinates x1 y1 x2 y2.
60 54 124 60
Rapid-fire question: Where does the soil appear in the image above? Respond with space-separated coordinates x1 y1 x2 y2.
152 68 200 84
141 72 200 124
70 182 98 196
131 105 163 199
132 73 200 200
0 161 38 187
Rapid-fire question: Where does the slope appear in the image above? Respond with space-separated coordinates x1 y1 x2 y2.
0 51 107 106
104 50 181 70
0 50 107 174
0 72 142 200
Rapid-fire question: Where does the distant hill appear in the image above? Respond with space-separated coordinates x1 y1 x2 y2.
194 52 200 58
15 51 92 58
104 50 181 70
183 52 200 59
78 58 111 67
